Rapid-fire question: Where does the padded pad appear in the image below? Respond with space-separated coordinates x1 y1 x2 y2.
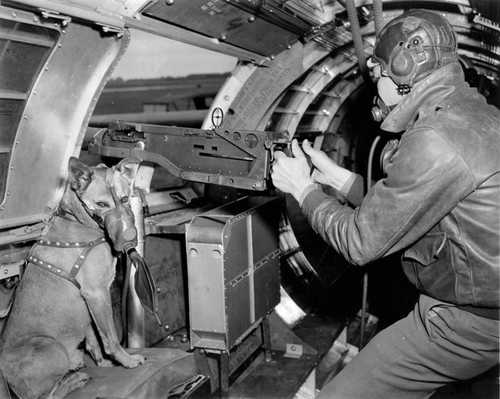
67 348 198 399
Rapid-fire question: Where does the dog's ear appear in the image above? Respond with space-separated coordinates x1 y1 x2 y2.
116 158 140 185
68 157 93 193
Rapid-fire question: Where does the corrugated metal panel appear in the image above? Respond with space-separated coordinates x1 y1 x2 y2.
470 0 500 23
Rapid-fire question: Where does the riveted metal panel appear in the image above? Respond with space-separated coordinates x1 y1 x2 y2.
186 196 281 351
186 242 227 350
0 6 127 231
223 219 248 284
9 0 146 22
253 254 280 320
226 275 251 347
143 0 300 57
252 205 280 318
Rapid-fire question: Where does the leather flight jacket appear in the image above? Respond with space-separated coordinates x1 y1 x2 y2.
302 62 500 316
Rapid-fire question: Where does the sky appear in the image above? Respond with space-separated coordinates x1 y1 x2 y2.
112 29 237 80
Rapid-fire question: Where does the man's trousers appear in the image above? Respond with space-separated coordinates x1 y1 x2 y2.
317 294 499 399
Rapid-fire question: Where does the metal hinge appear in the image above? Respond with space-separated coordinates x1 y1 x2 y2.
40 9 71 26
97 23 125 37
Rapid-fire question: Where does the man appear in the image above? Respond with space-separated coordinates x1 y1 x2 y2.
272 9 500 399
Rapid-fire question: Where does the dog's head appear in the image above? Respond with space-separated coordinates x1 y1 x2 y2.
66 157 140 253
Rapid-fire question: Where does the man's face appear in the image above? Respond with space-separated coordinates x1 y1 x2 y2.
368 58 408 106
377 76 406 106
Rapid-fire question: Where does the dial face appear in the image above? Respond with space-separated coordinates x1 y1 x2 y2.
211 107 224 128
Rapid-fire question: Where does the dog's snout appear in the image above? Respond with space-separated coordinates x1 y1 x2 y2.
104 205 138 252
122 227 136 242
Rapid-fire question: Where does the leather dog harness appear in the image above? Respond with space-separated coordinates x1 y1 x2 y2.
27 237 107 289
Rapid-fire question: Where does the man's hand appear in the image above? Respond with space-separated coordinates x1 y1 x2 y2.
302 140 355 193
271 139 315 202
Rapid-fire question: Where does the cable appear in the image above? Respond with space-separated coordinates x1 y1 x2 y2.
367 137 381 191
121 253 131 345
359 135 381 348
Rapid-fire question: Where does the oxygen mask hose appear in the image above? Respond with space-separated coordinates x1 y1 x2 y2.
126 248 162 326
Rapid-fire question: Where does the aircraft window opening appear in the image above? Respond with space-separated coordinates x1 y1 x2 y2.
0 19 58 204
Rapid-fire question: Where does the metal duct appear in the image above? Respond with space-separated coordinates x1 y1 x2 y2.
373 0 384 36
345 0 367 78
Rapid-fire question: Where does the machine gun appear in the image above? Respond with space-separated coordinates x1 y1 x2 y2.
87 121 321 191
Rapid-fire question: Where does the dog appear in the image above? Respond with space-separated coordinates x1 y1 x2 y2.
0 157 146 399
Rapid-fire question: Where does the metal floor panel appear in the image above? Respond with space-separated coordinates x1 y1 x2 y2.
228 352 318 399
228 314 345 398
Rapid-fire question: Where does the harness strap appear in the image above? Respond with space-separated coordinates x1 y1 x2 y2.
28 255 81 289
37 237 106 248
68 237 107 279
28 237 107 289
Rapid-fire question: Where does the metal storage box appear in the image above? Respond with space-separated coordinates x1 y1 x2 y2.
185 196 281 351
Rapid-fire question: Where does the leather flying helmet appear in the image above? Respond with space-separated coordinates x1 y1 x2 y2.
373 9 458 94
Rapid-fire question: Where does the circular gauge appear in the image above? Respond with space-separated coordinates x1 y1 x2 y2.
211 107 224 128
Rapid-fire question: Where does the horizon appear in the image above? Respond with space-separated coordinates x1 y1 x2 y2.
112 29 237 80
